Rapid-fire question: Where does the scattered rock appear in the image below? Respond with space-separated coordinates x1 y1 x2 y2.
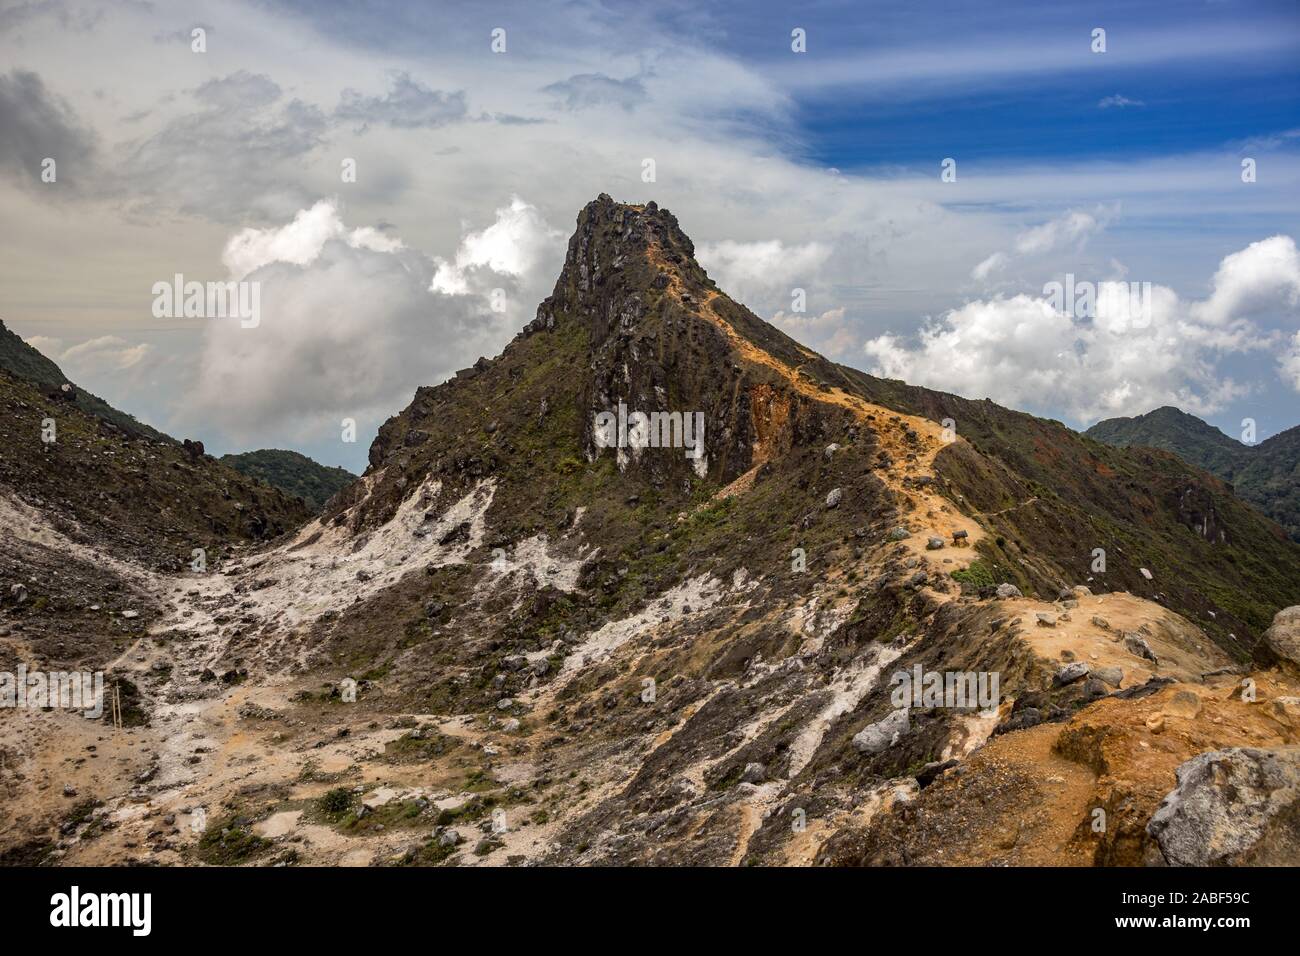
1053 662 1090 687
926 537 944 550
1163 689 1204 719
1123 633 1158 664
915 759 958 788
1147 747 1300 865
853 708 910 755
825 488 842 509
995 583 1022 599
1262 606 1300 672
1093 666 1123 688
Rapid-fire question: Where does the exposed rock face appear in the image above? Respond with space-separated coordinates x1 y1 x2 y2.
1263 606 1300 672
1146 747 1300 866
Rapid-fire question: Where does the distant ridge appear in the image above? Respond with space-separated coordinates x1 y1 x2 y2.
1087 406 1300 542
221 448 356 512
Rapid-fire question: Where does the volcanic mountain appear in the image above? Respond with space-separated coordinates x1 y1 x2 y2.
2 195 1298 868
1087 405 1300 543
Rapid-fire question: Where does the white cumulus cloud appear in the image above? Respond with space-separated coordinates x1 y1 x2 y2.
430 196 564 296
867 236 1299 424
222 199 403 280
186 197 562 447
1192 235 1300 326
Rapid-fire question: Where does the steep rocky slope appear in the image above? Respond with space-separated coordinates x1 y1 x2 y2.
1088 405 1300 543
0 365 311 686
3 195 1297 868
0 319 171 444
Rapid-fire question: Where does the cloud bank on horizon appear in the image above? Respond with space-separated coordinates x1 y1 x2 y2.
1 0 1298 469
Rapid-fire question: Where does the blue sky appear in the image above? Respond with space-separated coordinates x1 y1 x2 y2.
1 0 1298 469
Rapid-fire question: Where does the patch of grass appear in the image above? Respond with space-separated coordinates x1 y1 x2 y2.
383 729 460 764
394 837 458 866
195 816 271 866
435 794 496 826
317 787 355 820
336 798 428 834
949 559 999 588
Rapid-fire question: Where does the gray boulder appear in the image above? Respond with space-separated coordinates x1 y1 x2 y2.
825 488 843 509
1053 662 1090 687
1263 606 1300 672
853 708 910 755
1093 666 1124 688
1147 747 1300 865
995 583 1022 599
1123 633 1158 663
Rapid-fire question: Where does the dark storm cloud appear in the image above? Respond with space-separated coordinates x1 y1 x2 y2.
0 69 98 190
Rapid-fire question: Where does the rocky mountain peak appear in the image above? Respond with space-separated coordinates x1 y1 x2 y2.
525 195 713 343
